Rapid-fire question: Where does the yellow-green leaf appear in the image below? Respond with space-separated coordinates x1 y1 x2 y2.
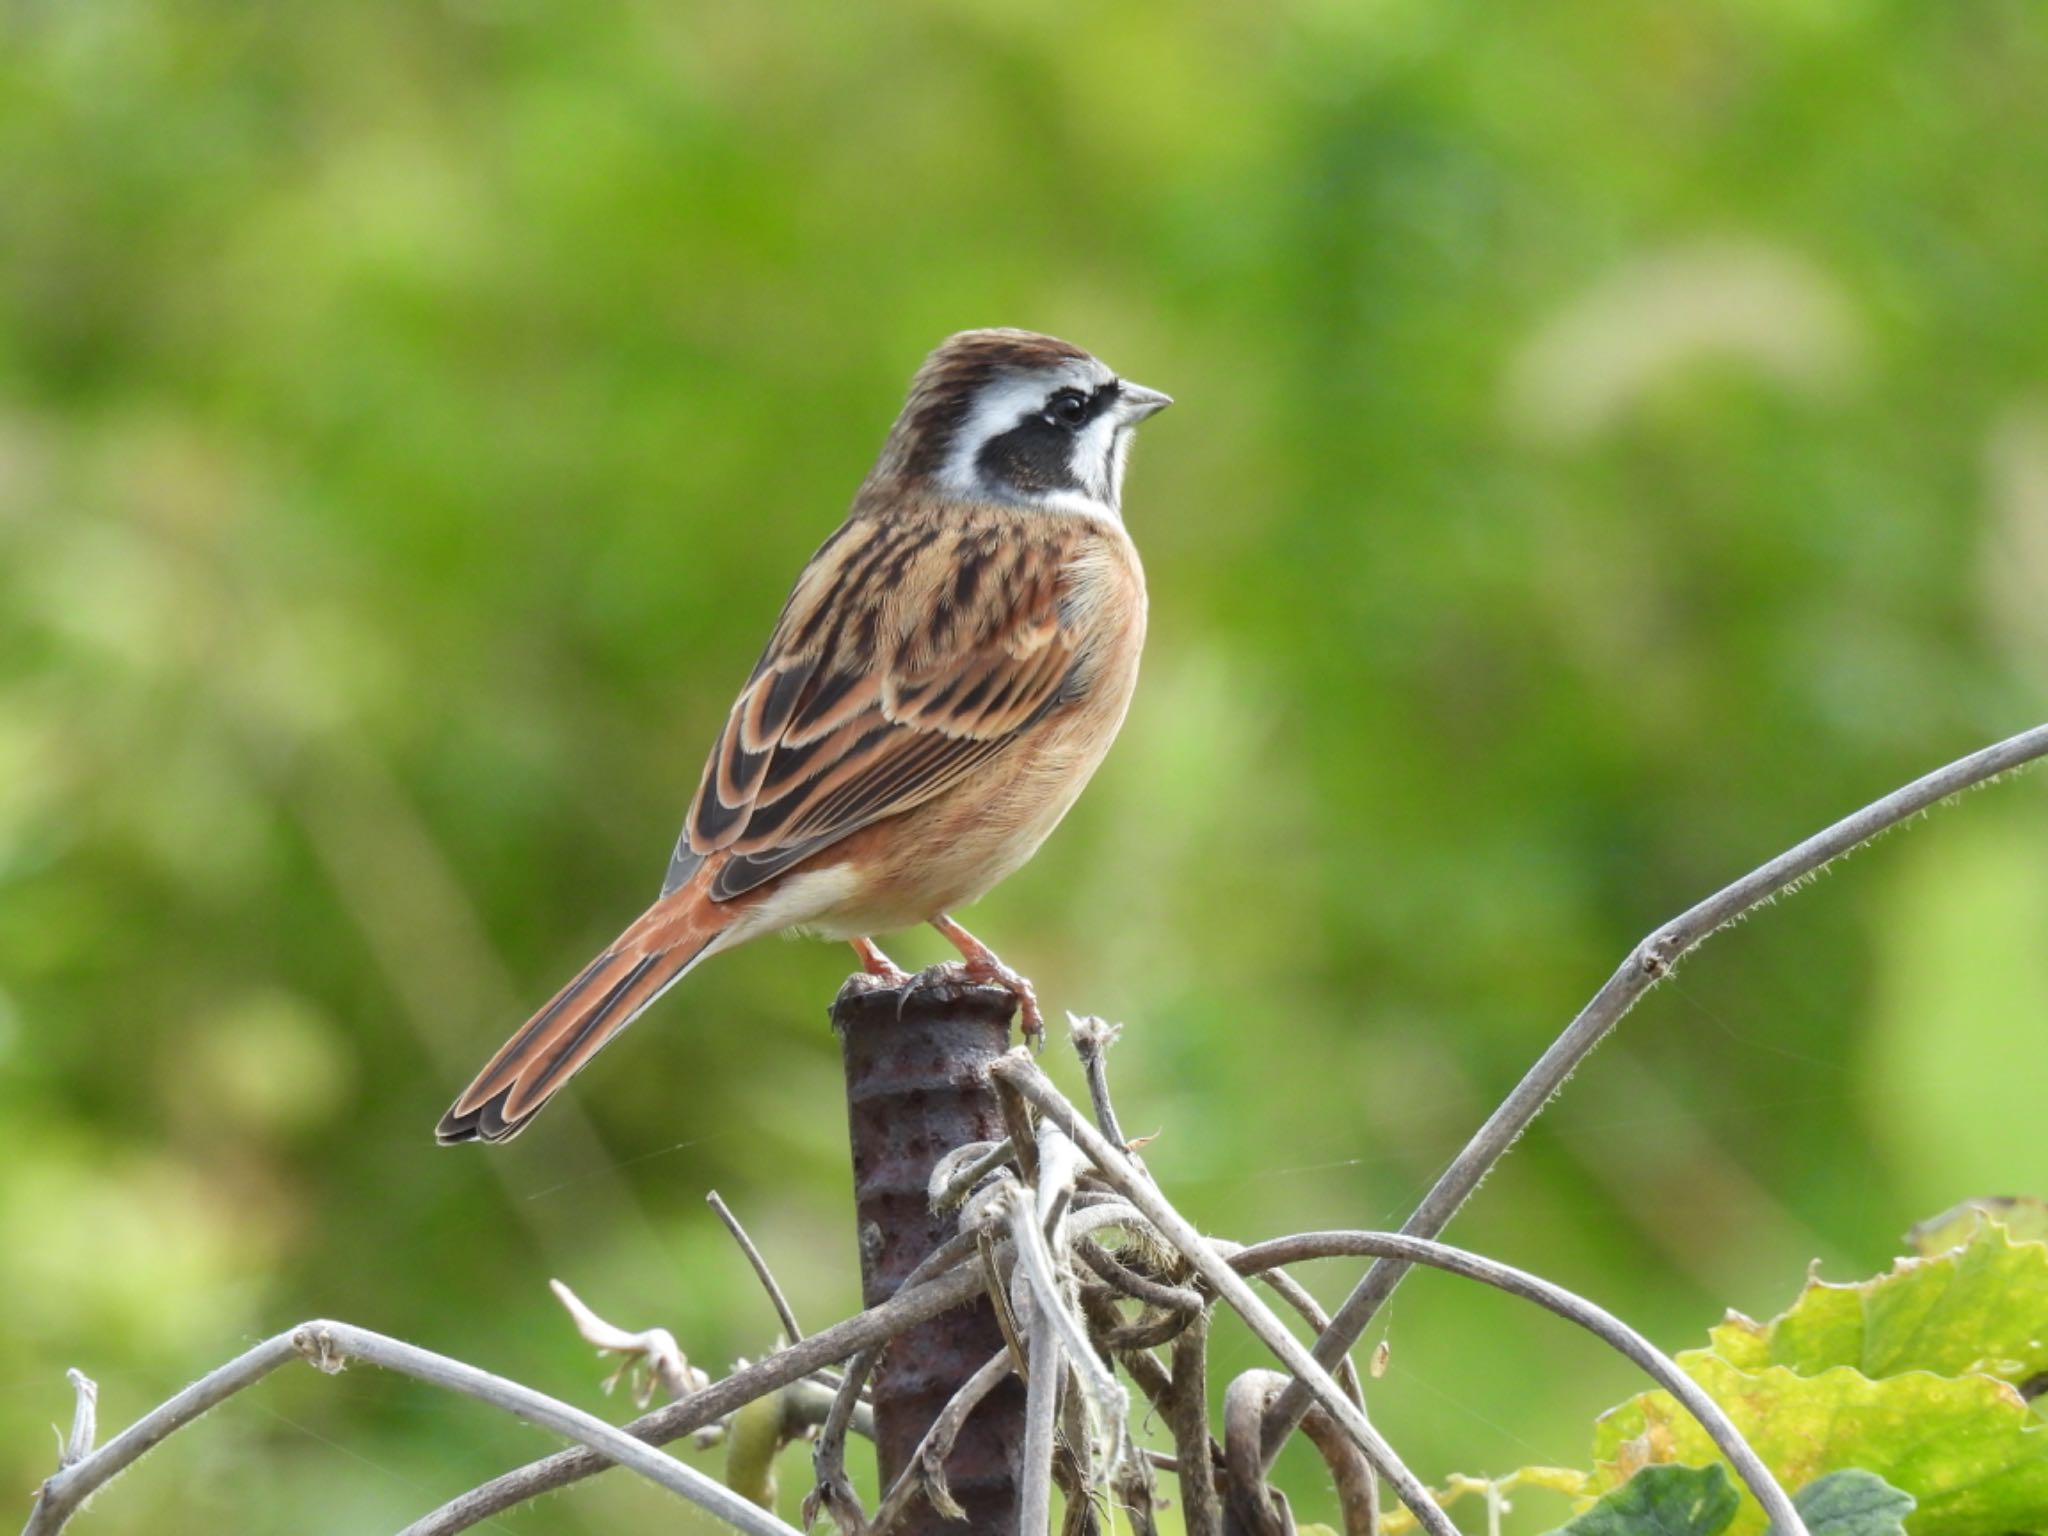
1706 1219 2048 1387
1591 1355 2048 1536
1907 1198 2048 1258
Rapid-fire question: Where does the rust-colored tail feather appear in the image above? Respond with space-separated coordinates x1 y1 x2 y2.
437 891 727 1144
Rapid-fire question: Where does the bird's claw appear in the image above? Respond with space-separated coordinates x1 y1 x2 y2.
887 959 1043 1045
959 957 1044 1047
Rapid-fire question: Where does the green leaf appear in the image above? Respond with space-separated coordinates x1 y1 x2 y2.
1544 1464 1740 1536
1706 1219 2048 1386
1792 1469 1915 1536
1906 1198 2048 1257
1591 1355 2048 1536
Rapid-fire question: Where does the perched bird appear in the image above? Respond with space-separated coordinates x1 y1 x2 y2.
438 329 1170 1143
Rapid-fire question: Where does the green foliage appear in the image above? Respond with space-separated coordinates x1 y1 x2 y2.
1594 1360 2046 1536
1547 1464 1739 1536
1543 1467 1914 1536
1478 1209 2048 1536
1793 1471 1916 1536
1707 1218 2048 1385
1908 1199 2048 1258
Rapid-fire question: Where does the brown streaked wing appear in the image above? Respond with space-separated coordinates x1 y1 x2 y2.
663 514 1088 901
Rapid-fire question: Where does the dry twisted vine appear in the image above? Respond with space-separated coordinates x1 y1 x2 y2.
22 723 2041 1535
1259 721 2048 1460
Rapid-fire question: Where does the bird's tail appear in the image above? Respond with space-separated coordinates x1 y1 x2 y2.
437 888 730 1145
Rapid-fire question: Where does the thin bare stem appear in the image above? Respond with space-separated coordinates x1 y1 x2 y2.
1262 721 2048 1462
804 1226 992 1535
1223 1369 1380 1536
871 1351 1014 1531
1165 1307 1222 1536
1113 1438 1164 1536
1077 1285 1176 1414
25 1321 802 1536
708 1190 805 1343
992 1056 1460 1536
1294 1397 1380 1536
59 1372 96 1469
1223 1373 1292 1536
1075 1237 1202 1317
26 1337 300 1535
807 1347 879 1536
404 1252 982 1536
1017 1288 1062 1536
931 1139 1017 1209
1068 1015 1129 1150
1011 1161 1129 1485
1055 1376 1102 1536
1231 1255 1365 1413
1226 1232 1802 1536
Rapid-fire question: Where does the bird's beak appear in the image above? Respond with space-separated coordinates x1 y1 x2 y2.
1115 382 1174 422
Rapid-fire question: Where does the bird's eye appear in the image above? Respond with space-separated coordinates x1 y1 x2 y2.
1045 390 1090 428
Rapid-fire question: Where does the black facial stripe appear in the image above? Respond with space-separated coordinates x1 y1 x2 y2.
977 416 1083 495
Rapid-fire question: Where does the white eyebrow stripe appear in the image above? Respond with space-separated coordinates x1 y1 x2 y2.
935 359 1121 515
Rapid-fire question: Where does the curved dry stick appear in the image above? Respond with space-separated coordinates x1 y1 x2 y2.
806 1347 880 1535
1077 1282 1177 1414
1236 1255 1366 1413
401 1255 982 1536
1292 1393 1381 1536
1226 1369 1377 1536
1227 1231 1801 1535
1075 1236 1203 1317
1166 1305 1223 1536
1070 1014 1131 1150
707 1191 805 1344
1016 1282 1063 1536
870 1351 1013 1531
1223 1372 1294 1536
805 1228 987 1535
1261 721 2048 1462
930 1138 1016 1209
26 1336 298 1536
993 1055 1463 1536
24 1321 801 1536
1113 1436 1165 1536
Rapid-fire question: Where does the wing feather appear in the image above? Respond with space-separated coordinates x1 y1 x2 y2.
663 510 1093 900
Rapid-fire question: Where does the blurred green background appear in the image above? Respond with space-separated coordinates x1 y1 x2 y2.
4 2 2045 1531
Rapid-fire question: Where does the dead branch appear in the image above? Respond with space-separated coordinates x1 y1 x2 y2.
872 1351 1013 1531
24 1321 802 1536
1261 720 2048 1460
1166 1305 1223 1536
709 1190 806 1343
1225 1231 1800 1534
402 1255 981 1536
993 1052 1462 1536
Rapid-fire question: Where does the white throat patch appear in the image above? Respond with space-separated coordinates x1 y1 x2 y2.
938 359 1125 521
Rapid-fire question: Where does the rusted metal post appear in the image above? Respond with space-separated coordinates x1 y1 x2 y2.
833 973 1023 1534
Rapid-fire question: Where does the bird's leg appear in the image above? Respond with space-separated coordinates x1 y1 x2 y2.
929 915 1044 1044
849 936 911 984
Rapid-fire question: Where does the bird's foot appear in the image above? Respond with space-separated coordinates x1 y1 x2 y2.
927 916 1044 1048
884 960 1044 1045
848 936 912 985
962 955 1044 1049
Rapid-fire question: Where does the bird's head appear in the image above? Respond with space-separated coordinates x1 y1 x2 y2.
868 329 1172 519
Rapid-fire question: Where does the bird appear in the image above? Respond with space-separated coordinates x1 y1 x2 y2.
437 329 1171 1143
